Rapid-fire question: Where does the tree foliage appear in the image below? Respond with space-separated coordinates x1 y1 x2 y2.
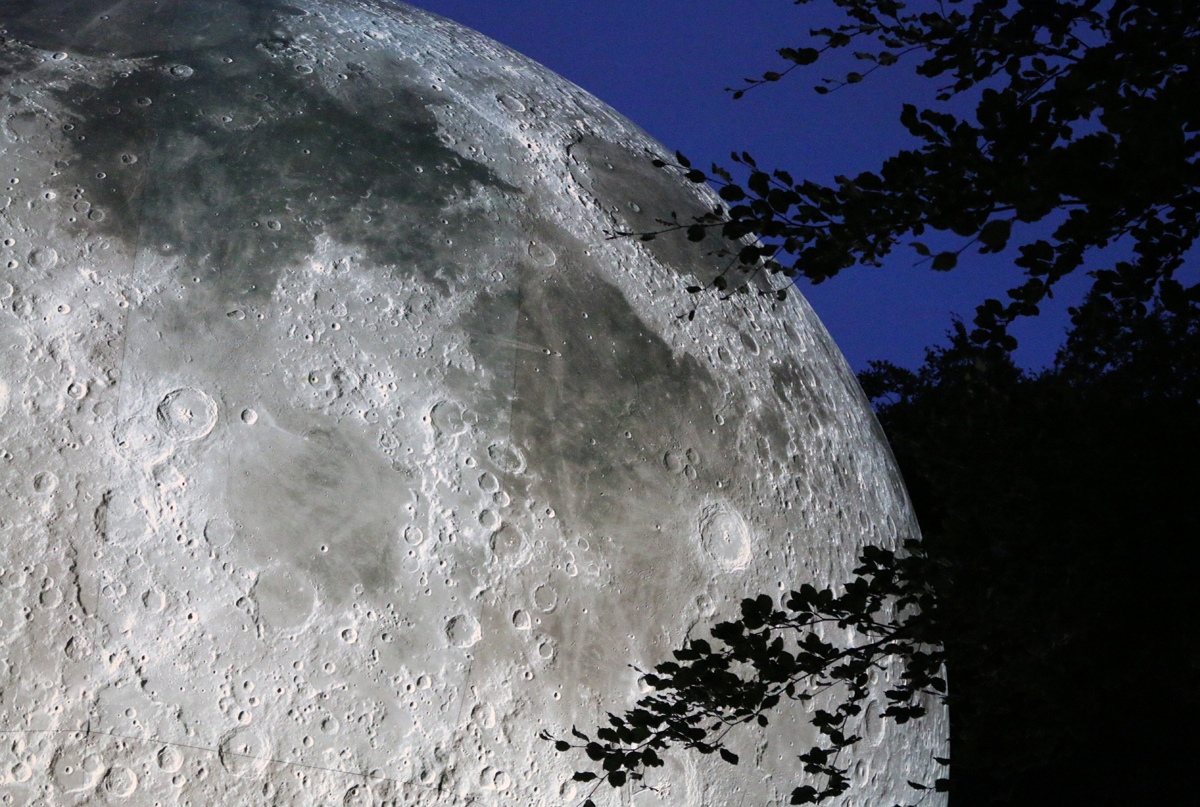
628 0 1200 350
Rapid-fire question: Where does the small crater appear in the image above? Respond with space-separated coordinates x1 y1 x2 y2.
471 702 497 728
487 442 526 474
533 584 558 612
700 506 753 571
491 524 525 560
446 614 481 648
862 700 886 747
528 241 557 266
430 400 468 437
156 387 218 441
344 784 373 807
664 451 684 473
63 635 91 661
204 517 237 547
218 728 270 777
102 765 138 798
157 746 183 772
478 509 501 532
497 93 526 113
31 471 58 494
28 247 57 269
477 471 500 493
141 589 166 612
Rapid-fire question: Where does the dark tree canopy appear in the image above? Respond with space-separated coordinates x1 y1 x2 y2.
858 317 1200 807
638 0 1199 352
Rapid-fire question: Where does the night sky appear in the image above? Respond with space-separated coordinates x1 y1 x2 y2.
408 0 1097 373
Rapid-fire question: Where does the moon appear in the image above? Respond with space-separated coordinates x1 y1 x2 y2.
0 1 946 805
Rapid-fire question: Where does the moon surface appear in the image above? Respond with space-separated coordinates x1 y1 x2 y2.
0 1 946 805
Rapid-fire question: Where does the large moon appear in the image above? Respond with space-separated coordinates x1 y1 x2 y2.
0 1 945 805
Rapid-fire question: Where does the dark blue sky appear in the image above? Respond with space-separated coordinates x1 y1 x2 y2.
410 0 1094 373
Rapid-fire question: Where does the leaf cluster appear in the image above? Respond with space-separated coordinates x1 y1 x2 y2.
547 541 949 806
629 1 1200 351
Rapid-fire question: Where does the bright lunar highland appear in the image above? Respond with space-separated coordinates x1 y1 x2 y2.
0 1 946 805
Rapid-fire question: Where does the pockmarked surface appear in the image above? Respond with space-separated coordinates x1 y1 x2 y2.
0 1 946 804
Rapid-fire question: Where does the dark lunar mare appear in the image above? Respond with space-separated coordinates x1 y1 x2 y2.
2 0 516 302
0 0 307 58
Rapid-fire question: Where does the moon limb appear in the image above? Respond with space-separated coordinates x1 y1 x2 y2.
0 1 946 805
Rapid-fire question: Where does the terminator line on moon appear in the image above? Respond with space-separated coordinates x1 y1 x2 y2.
0 1 946 805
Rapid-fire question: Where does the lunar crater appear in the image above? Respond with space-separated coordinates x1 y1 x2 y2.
156 387 219 442
699 505 754 571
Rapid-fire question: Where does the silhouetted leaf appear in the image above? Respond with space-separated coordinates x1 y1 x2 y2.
932 252 958 271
